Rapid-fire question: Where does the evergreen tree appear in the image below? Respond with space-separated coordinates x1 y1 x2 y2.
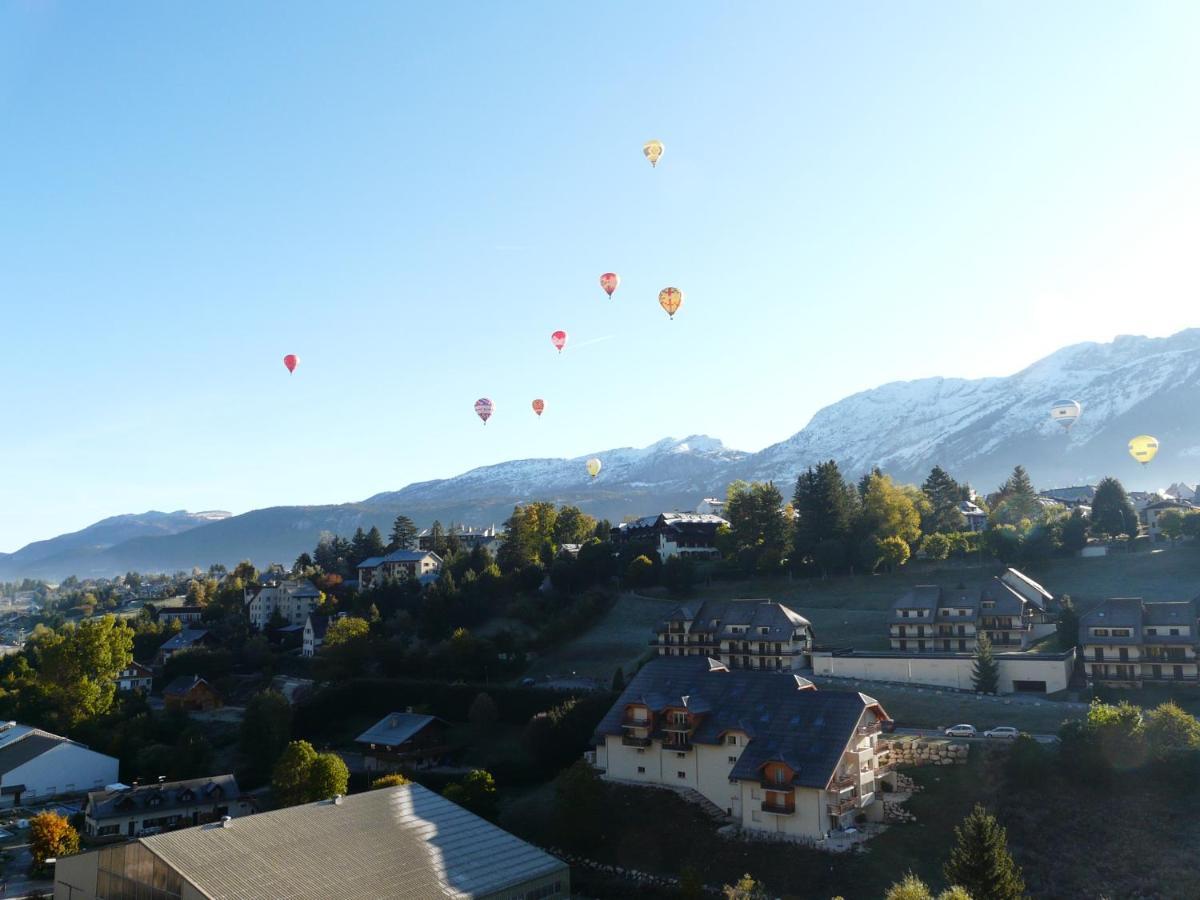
272 740 319 807
292 552 314 573
1090 477 1138 538
724 481 788 571
428 520 447 555
364 526 387 557
989 465 1041 525
611 666 625 692
792 460 857 574
854 471 922 571
1056 595 1079 651
1060 508 1090 554
921 466 967 534
972 632 999 693
389 515 419 551
943 804 1026 900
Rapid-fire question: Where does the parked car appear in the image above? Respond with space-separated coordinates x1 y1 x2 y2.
944 724 977 738
984 726 1019 740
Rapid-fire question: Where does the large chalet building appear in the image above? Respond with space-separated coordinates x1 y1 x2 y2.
244 579 322 631
355 549 443 591
1080 598 1200 686
888 569 1053 653
592 656 893 842
611 513 728 561
653 598 815 671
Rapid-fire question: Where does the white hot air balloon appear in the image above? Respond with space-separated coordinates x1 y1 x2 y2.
1050 400 1082 430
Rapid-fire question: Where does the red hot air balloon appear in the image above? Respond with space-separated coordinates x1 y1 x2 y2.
551 330 568 353
283 354 299 374
600 273 620 298
532 399 545 417
474 397 494 424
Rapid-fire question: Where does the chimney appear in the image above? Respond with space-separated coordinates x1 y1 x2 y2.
333 794 344 805
220 815 232 828
405 706 414 715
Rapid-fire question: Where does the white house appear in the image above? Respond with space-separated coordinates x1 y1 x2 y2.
115 662 154 693
244 580 322 631
356 550 443 592
302 614 330 658
0 722 118 808
695 498 726 517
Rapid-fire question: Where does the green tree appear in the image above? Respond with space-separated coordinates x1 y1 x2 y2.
240 691 293 785
553 759 604 851
662 554 697 594
724 481 788 571
1090 477 1138 538
1157 508 1185 544
943 804 1026 900
324 616 370 647
921 532 952 561
389 515 419 551
1060 508 1090 554
611 666 625 692
885 873 971 900
921 466 968 534
29 810 80 872
427 520 447 555
876 535 911 572
371 773 412 789
1056 595 1079 651
855 471 922 570
1143 701 1200 761
442 769 497 819
1182 511 1200 539
306 751 350 801
553 505 598 546
468 692 499 726
271 740 319 806
792 460 858 574
1086 699 1146 770
972 632 999 694
988 465 1040 525
722 874 768 900
497 502 559 571
31 615 134 727
624 554 657 588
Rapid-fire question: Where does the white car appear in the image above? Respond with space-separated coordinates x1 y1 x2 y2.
984 726 1019 740
944 724 977 738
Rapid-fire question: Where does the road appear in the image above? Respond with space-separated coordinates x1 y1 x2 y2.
892 726 1060 745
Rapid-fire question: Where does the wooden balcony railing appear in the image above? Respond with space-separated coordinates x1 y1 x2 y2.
761 800 795 815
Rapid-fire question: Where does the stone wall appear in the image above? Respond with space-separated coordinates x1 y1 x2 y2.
884 737 969 767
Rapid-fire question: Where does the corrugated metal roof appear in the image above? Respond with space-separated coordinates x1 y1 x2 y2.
0 733 69 775
141 784 567 899
355 713 444 747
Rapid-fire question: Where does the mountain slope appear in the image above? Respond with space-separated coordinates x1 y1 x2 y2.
5 330 1200 580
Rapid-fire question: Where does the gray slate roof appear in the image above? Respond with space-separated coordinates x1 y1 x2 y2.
159 629 212 652
1081 598 1200 646
356 713 444 747
660 598 812 641
140 783 567 899
595 656 882 790
87 775 241 820
0 733 69 775
163 675 211 697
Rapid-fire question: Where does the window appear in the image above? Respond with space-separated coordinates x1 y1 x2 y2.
728 756 738 764
677 771 686 779
774 768 786 784
637 766 645 774
726 735 737 745
1171 628 1181 636
1146 628 1158 635
940 609 949 617
1094 628 1109 636
902 610 910 618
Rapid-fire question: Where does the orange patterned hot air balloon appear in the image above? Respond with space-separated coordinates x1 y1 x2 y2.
658 287 683 319
283 354 298 374
600 272 620 298
551 330 568 353
474 397 494 424
532 399 545 417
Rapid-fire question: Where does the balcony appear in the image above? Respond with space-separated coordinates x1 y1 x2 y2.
621 715 650 729
661 722 692 733
761 799 795 816
828 773 856 791
661 740 693 753
829 795 859 816
621 735 651 748
874 760 894 776
857 722 881 736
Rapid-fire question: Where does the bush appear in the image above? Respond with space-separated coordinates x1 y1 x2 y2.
624 555 657 588
370 773 411 789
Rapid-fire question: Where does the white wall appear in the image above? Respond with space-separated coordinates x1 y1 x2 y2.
812 651 1074 693
3 743 118 803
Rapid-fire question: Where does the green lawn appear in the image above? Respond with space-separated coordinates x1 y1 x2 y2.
834 681 1084 733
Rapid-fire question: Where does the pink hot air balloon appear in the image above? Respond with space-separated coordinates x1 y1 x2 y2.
600 272 620 298
283 354 299 374
532 399 545 417
474 397 494 424
551 330 568 353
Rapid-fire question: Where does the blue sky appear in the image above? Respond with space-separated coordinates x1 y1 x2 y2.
1 1 1197 551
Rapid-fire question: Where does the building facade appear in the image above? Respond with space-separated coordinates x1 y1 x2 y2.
592 656 893 842
355 712 450 771
0 722 118 808
611 513 728 561
1080 598 1200 686
653 598 815 671
163 676 221 712
1142 499 1196 543
302 614 329 658
356 550 443 591
812 648 1075 694
84 775 251 838
244 580 322 630
115 662 154 694
156 629 218 665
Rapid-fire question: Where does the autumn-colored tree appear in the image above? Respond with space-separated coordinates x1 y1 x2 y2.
370 773 412 789
324 616 370 647
29 810 80 870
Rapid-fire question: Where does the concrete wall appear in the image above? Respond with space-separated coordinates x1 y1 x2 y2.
812 650 1074 694
54 850 98 900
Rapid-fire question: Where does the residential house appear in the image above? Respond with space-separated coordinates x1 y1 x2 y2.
83 775 251 838
244 579 322 631
695 498 726 517
356 550 443 592
156 629 218 666
653 598 815 670
54 783 569 900
302 614 330 658
417 525 503 555
154 605 205 627
957 500 987 532
611 513 728 561
355 712 450 771
115 662 154 694
1164 482 1197 502
888 571 1049 653
1039 485 1097 509
1080 598 1200 686
592 656 892 842
1141 498 1196 543
0 721 118 808
163 676 221 713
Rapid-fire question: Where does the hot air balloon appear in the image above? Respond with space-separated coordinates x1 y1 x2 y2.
1129 435 1160 465
474 397 494 425
658 287 683 319
532 399 545 417
283 354 298 374
1050 400 1082 430
551 330 568 353
643 140 664 168
586 457 602 479
600 272 620 298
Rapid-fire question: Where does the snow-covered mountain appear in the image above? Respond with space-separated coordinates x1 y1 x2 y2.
4 329 1198 580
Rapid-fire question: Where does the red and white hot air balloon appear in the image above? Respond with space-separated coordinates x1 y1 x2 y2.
474 397 494 425
600 273 620 298
551 330 568 353
283 354 299 374
532 399 545 417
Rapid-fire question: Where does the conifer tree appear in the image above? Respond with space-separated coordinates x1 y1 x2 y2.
921 466 967 534
1090 476 1138 538
389 515 419 551
943 804 1026 900
972 632 999 694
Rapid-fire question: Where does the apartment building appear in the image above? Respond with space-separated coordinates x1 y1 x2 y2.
653 598 815 671
1080 598 1200 686
356 550 443 591
244 579 322 631
83 775 251 838
592 656 893 842
889 570 1049 653
610 513 728 561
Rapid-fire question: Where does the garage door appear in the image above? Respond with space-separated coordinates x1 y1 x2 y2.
1012 680 1047 693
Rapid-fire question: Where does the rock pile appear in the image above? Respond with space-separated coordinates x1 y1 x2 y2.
883 800 916 824
889 739 969 767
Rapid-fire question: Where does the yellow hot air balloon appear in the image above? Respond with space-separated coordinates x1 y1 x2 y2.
643 140 664 168
586 457 602 479
1128 435 1160 465
658 287 683 319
